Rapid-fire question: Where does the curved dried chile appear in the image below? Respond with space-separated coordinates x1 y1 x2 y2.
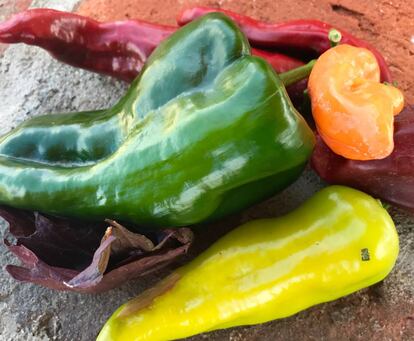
0 8 175 81
0 9 304 83
177 6 392 82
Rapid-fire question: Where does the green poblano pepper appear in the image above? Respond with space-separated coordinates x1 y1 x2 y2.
0 13 314 227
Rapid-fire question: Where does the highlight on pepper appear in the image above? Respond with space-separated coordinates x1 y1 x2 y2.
308 44 404 160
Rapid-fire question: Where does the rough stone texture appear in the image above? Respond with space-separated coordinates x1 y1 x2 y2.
0 0 413 340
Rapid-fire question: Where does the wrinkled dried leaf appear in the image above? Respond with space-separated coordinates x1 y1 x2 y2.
106 219 155 253
1 206 193 293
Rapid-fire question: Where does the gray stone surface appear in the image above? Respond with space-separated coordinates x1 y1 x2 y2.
0 1 413 340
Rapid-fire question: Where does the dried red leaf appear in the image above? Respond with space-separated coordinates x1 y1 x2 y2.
1 206 193 293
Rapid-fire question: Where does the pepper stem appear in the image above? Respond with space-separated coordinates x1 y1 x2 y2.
279 59 316 87
329 28 342 47
378 199 392 211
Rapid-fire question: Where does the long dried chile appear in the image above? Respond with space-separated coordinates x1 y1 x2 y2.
312 105 414 213
252 48 303 73
177 6 392 82
0 8 175 81
0 9 307 84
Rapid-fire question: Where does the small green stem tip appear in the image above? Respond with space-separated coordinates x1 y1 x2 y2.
377 199 392 211
329 28 342 47
384 81 399 87
279 59 316 87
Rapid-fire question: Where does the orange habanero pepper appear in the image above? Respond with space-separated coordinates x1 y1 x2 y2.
308 44 404 161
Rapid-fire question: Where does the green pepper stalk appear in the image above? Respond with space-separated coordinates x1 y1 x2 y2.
329 28 343 47
279 59 316 87
0 13 315 228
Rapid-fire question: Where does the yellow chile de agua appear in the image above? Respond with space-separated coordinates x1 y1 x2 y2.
98 186 399 340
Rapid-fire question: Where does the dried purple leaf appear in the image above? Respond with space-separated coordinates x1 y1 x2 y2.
105 219 155 253
65 232 115 290
5 240 80 290
1 206 193 293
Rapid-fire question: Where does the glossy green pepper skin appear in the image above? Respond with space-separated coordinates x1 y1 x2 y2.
0 13 314 227
98 186 399 340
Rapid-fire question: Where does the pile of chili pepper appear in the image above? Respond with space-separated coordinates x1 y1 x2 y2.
0 6 408 208
0 6 409 341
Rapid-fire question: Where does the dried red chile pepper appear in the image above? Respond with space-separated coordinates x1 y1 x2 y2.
251 47 304 72
0 8 175 81
312 105 414 213
177 6 392 82
0 8 303 82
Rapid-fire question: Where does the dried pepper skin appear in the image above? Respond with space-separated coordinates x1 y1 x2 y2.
308 44 404 160
98 186 399 341
0 13 314 228
0 8 175 81
177 6 392 83
0 9 304 82
312 105 414 214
